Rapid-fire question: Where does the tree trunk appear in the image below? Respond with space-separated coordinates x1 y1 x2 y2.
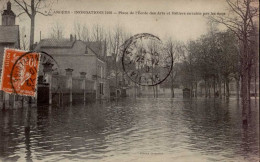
156 85 158 98
115 74 118 98
171 73 175 98
226 79 230 98
241 37 249 125
134 83 137 98
213 77 216 97
195 82 197 98
205 80 207 98
236 78 240 99
254 66 257 99
190 83 193 98
241 70 249 125
171 84 175 98
115 55 119 98
208 82 211 98
30 13 35 50
248 65 251 108
224 81 226 97
218 78 222 99
152 84 155 98
200 86 202 97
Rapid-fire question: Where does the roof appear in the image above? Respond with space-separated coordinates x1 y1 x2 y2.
0 25 19 43
35 39 86 55
2 9 16 16
39 39 75 48
36 39 106 57
85 41 103 57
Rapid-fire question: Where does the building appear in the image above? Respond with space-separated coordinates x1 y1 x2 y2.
0 1 20 67
35 36 109 99
0 2 20 109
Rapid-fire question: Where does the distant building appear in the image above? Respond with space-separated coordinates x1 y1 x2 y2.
0 1 20 67
0 1 20 109
35 36 109 99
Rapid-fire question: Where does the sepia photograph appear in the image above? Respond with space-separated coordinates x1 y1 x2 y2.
0 0 259 161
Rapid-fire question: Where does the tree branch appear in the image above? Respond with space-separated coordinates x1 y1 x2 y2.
35 0 42 9
209 16 242 40
17 11 26 17
226 0 245 19
13 0 31 17
36 10 52 16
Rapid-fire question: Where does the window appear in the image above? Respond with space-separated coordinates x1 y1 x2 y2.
100 82 104 95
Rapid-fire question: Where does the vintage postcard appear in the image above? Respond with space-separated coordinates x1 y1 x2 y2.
0 0 259 162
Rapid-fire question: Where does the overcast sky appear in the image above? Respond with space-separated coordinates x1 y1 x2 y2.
0 0 229 43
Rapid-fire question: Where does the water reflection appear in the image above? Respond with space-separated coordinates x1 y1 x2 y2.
0 98 259 161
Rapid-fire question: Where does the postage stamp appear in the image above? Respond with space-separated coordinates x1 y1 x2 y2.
121 33 173 86
0 48 40 97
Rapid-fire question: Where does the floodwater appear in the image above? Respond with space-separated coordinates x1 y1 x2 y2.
0 98 259 162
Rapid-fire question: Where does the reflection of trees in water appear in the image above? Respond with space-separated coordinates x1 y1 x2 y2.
181 99 258 160
240 101 259 160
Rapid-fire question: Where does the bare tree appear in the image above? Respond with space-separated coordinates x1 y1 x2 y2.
49 22 64 39
74 22 90 41
165 38 182 98
13 0 55 49
209 0 259 124
107 25 130 92
146 39 160 98
91 24 105 42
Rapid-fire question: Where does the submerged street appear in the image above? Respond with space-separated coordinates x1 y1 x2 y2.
0 98 259 162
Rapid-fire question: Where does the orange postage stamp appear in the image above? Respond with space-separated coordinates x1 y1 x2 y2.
0 48 40 97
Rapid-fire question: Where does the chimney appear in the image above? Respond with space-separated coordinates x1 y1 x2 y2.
70 34 73 41
7 1 11 11
2 1 16 26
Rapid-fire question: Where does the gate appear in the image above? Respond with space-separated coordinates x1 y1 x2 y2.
37 83 49 106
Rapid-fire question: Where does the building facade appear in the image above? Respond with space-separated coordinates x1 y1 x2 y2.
0 2 20 109
35 37 109 99
0 1 20 66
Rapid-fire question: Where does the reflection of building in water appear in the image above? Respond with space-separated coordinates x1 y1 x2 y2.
0 2 20 109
